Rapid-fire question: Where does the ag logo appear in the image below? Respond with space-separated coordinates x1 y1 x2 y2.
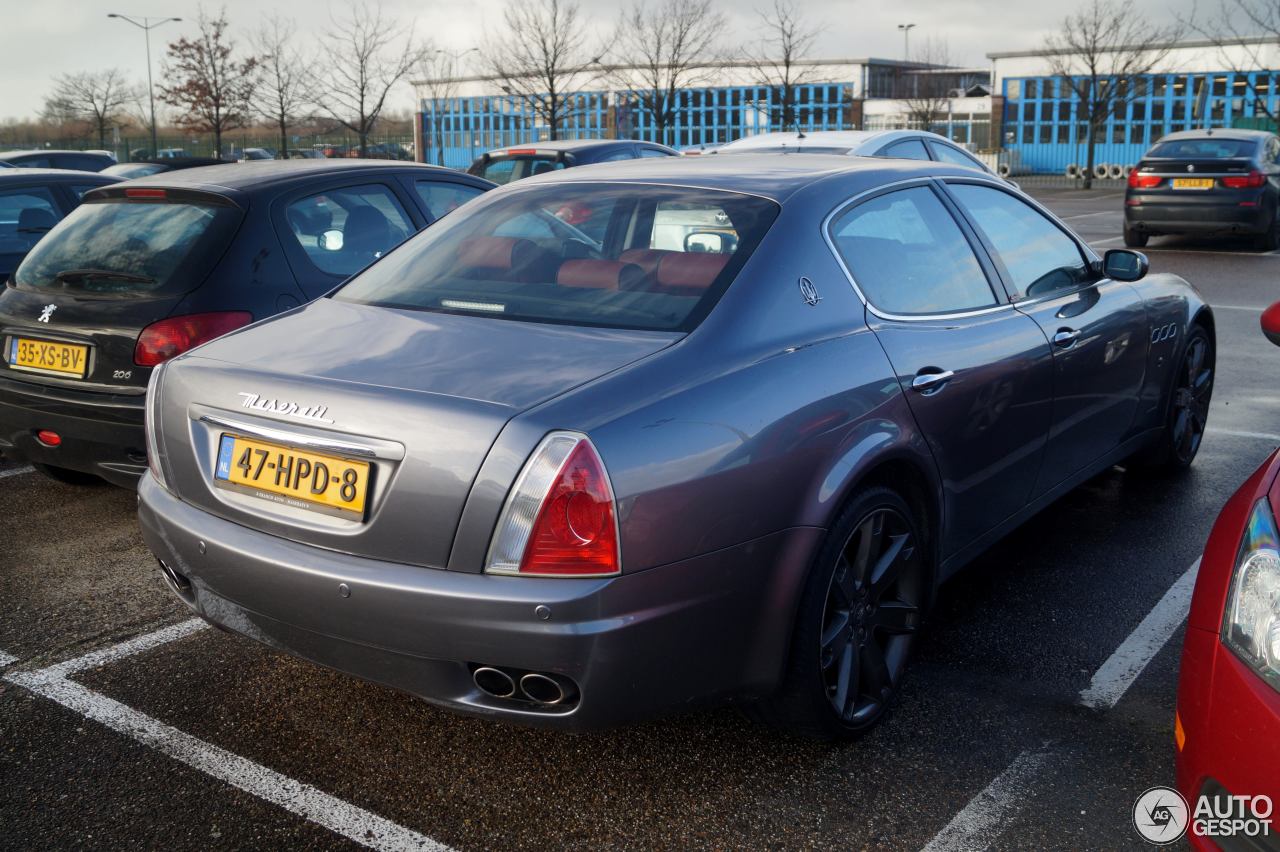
37 304 56 323
1134 786 1189 844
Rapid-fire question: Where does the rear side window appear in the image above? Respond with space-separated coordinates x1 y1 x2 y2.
639 147 674 158
14 198 241 294
480 156 564 184
283 184 414 277
829 185 997 316
414 181 486 221
947 184 1089 300
0 187 60 254
929 141 982 169
335 183 779 332
879 139 930 160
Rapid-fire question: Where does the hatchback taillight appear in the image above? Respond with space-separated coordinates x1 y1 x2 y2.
134 311 252 367
1128 170 1163 189
1221 170 1266 189
485 432 620 577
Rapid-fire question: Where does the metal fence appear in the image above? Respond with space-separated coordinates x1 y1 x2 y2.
0 132 417 162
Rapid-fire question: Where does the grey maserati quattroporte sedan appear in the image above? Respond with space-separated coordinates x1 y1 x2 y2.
138 154 1214 738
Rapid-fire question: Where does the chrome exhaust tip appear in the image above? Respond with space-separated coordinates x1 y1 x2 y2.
473 666 516 698
156 558 191 593
519 672 566 705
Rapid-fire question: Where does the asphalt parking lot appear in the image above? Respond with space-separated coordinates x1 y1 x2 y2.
2 185 1277 851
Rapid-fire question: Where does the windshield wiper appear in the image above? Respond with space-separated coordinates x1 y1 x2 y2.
53 268 156 285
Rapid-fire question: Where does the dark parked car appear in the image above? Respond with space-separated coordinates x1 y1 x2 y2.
0 160 492 486
468 139 679 184
137 155 1213 738
0 150 116 172
1125 128 1280 249
0 168 119 281
101 157 228 180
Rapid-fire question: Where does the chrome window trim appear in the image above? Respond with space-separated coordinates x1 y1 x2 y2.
197 413 403 461
820 176 1021 322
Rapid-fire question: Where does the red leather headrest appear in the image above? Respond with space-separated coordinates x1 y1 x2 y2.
618 248 673 276
556 259 646 290
656 252 730 290
456 236 532 271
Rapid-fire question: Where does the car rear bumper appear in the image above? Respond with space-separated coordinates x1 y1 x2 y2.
137 474 820 730
1176 627 1280 849
1126 194 1272 235
0 373 146 486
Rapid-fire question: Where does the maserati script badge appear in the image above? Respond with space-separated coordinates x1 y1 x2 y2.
237 392 334 424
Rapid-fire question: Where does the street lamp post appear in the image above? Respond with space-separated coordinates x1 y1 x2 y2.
897 23 916 62
107 13 182 158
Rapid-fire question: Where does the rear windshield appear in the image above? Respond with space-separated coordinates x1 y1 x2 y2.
334 183 779 332
1147 138 1257 159
13 198 241 295
479 156 566 185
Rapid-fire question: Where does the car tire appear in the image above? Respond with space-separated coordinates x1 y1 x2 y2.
32 463 103 486
1131 325 1214 473
749 486 929 740
1123 225 1149 248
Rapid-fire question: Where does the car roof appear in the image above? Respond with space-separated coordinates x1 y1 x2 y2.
720 130 883 152
481 139 645 156
0 168 117 182
0 149 112 159
114 159 481 196
514 152 979 203
1157 128 1273 142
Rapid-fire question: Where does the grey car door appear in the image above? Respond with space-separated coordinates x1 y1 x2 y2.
827 182 1055 556
945 181 1148 494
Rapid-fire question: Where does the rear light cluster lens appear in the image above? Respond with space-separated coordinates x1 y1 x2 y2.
485 432 620 577
1222 497 1280 694
134 311 252 367
1221 170 1266 189
1127 171 1162 189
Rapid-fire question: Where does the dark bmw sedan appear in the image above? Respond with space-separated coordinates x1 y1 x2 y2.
467 138 678 184
0 160 492 486
1125 128 1280 249
139 154 1213 737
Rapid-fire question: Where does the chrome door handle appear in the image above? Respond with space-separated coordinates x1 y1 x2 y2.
911 370 955 393
1053 329 1081 348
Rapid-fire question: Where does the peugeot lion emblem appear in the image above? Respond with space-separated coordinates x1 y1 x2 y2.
1187 164 1196 173
37 304 56 323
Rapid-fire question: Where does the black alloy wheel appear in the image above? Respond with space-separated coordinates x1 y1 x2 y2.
1169 329 1214 467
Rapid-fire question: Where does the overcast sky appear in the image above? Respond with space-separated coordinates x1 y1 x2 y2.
0 0 1198 123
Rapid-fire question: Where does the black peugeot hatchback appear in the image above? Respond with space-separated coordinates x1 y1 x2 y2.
0 159 493 485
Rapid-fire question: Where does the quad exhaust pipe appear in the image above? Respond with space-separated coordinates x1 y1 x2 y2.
472 666 573 706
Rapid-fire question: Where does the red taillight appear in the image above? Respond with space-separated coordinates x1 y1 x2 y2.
124 188 167 199
520 440 619 576
134 311 252 367
1221 170 1266 189
1128 170 1162 189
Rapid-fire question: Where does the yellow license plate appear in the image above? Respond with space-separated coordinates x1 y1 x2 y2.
7 337 89 377
213 434 371 517
1172 178 1215 190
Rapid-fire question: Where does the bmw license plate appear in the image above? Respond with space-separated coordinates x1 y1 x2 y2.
1171 178 1214 190
213 434 370 517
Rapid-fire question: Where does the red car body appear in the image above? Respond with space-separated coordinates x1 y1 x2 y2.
1175 444 1280 847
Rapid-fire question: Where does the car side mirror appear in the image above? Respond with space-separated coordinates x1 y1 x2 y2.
1102 248 1148 282
318 229 344 251
1262 301 1280 347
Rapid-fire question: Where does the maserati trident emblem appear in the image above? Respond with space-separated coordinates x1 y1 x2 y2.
237 392 334 424
37 304 56 323
798 276 821 306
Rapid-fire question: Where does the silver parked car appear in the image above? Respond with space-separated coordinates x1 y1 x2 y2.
138 154 1211 737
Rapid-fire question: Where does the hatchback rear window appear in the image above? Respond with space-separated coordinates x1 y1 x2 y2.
480 156 566 185
13 198 241 295
334 183 779 332
1147 139 1257 159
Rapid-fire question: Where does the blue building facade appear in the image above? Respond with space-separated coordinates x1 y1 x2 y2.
1002 70 1280 175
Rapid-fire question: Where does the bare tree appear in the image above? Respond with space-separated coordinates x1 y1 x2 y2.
480 0 593 142
742 0 821 133
318 1 429 157
901 38 953 134
418 50 473 165
608 0 725 145
158 7 258 159
1182 1 1280 120
42 69 139 149
1044 0 1181 187
252 15 315 159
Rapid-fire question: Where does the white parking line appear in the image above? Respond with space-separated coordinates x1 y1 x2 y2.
5 619 450 852
1211 304 1265 312
1060 210 1120 220
1209 428 1280 443
0 465 34 480
1088 236 1126 246
919 748 1057 852
1078 558 1200 709
0 650 18 667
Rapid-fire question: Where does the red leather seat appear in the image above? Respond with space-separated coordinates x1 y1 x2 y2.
655 252 730 296
455 236 555 282
618 248 673 279
556 259 643 290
